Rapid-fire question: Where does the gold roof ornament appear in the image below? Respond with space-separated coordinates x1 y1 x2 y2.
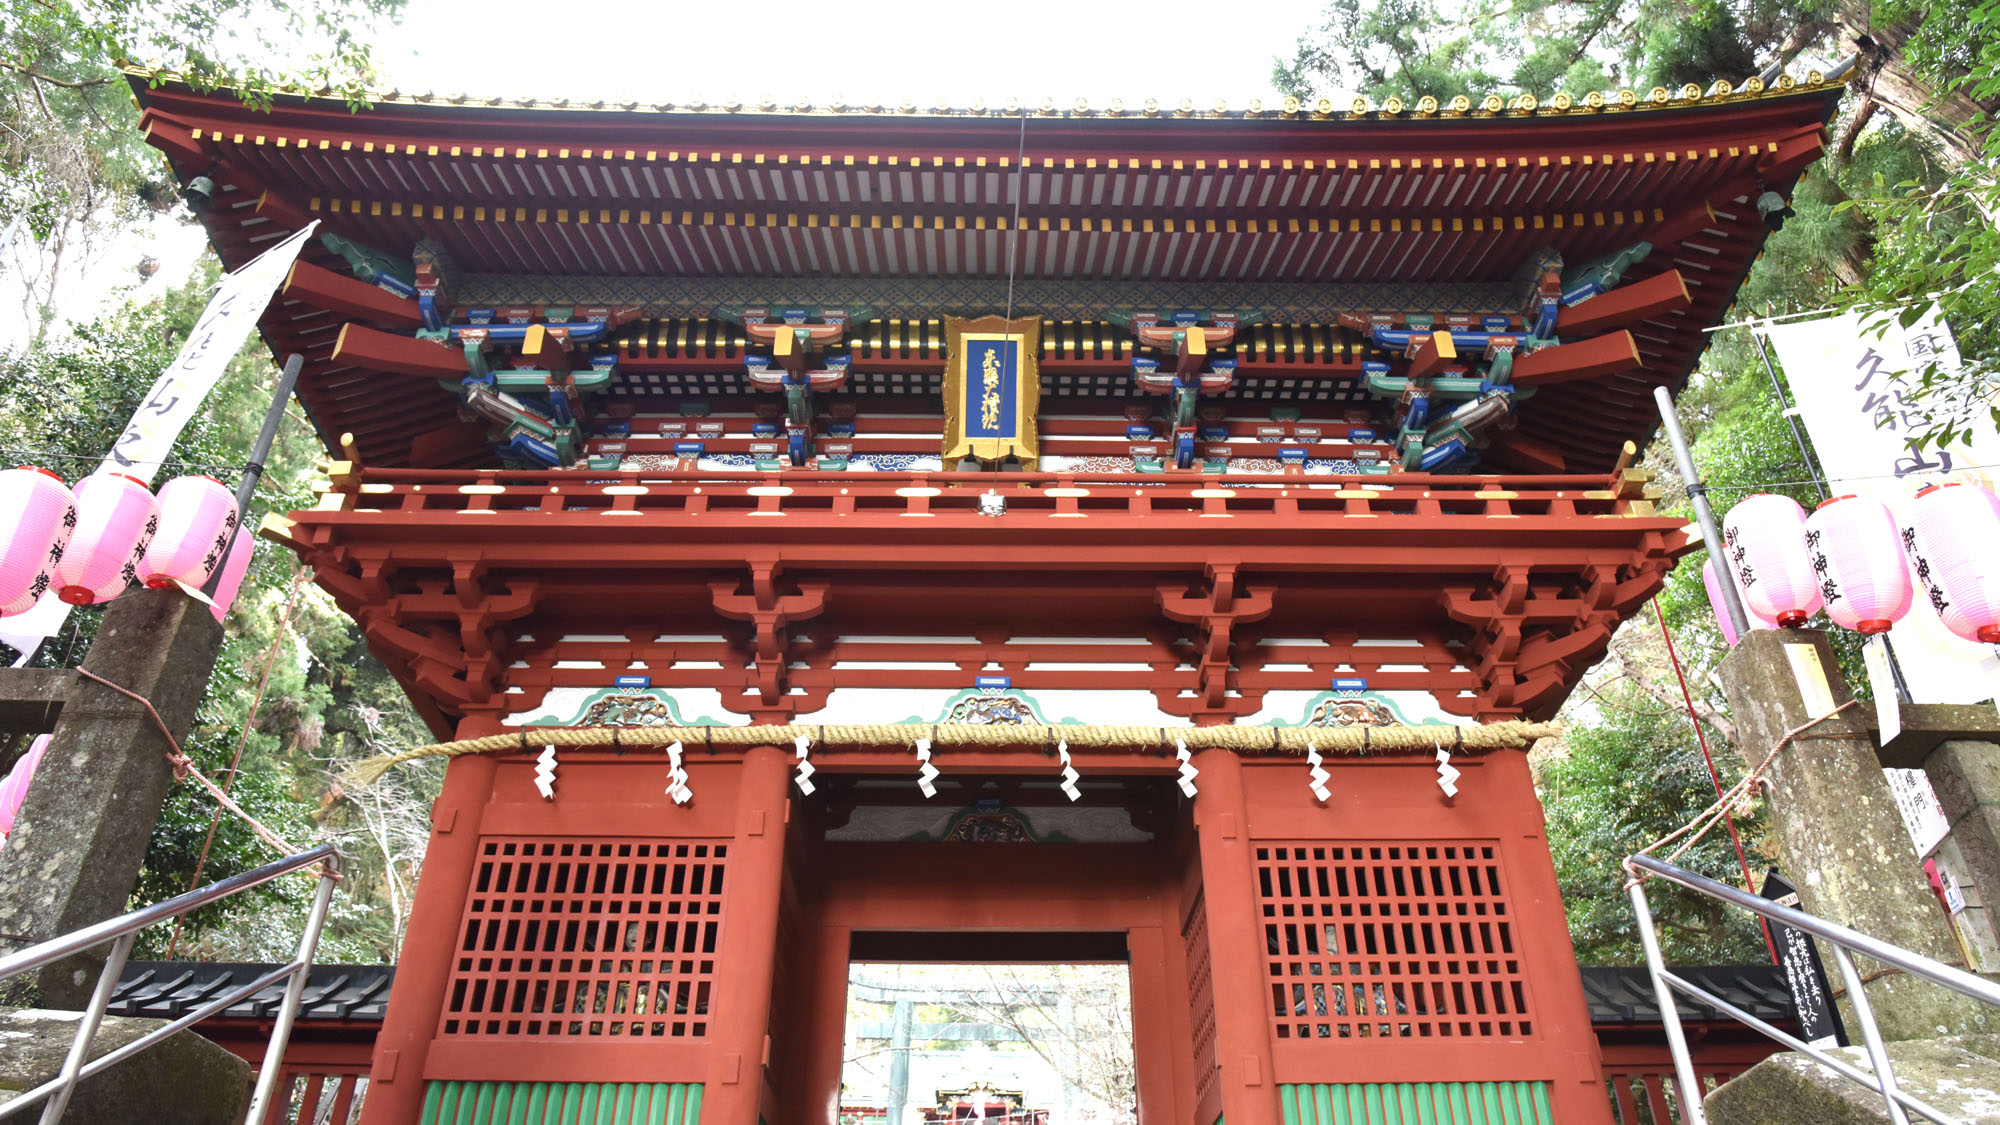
117 64 1846 122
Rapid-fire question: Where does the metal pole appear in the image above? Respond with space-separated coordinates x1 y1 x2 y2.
38 933 134 1125
886 994 913 1125
1628 879 1709 1125
1655 384 1751 638
243 855 338 1125
1829 945 1912 1125
1749 330 1828 504
200 353 304 599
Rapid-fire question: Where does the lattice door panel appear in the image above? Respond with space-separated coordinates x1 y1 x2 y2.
1181 887 1221 1110
1256 842 1532 1041
440 838 727 1040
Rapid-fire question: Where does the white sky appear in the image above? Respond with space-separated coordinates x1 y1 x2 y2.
375 0 1326 110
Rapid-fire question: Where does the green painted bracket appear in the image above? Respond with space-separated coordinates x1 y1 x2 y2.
321 232 414 285
1563 240 1654 295
1106 308 1267 330
491 368 611 391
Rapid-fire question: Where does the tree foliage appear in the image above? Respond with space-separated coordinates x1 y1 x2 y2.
4 0 401 110
1541 686 1772 965
1275 0 1845 104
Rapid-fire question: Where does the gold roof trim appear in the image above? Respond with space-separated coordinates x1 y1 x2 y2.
127 66 1845 123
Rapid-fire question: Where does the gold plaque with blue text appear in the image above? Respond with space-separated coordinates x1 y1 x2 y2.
942 315 1040 463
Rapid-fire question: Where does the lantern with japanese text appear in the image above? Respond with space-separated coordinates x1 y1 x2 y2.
0 734 49 838
1804 495 1914 635
53 473 158 606
1720 493 1822 627
1702 557 1781 645
206 524 254 622
1906 482 2000 643
136 475 237 590
0 467 76 617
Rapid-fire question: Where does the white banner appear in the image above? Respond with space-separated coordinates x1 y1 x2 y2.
1763 307 2000 704
0 223 318 659
100 223 318 481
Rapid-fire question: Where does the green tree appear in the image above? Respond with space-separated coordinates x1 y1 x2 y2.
4 0 400 110
1275 0 1995 162
3 0 404 341
1540 684 1772 964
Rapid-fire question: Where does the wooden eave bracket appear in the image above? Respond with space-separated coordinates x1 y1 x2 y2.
1647 201 1724 249
709 563 831 709
136 108 214 168
1405 330 1460 382
1511 331 1643 387
1758 128 1828 185
1156 565 1275 714
332 322 468 379
1556 271 1692 338
519 323 573 378
284 261 422 330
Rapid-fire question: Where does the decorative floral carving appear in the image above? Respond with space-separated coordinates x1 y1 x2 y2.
1306 698 1396 727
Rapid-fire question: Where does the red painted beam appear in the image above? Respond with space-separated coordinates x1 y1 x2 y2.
1406 330 1459 381
1759 128 1829 184
251 189 316 233
331 322 467 379
1646 200 1725 249
1511 331 1642 387
1556 270 1692 338
284 261 423 330
517 323 573 378
136 110 213 168
1481 432 1567 474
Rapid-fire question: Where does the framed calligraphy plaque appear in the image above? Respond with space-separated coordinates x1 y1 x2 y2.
942 315 1041 464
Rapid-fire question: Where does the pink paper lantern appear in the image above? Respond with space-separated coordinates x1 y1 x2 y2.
1805 495 1914 635
0 734 50 838
0 467 77 617
208 526 254 622
1702 557 1780 645
1907 482 2000 644
1721 493 1823 627
137 476 237 590
54 472 158 606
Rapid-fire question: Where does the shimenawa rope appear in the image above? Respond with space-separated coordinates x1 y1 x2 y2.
340 719 1561 788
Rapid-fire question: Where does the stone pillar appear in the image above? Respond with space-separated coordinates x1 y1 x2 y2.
0 589 224 1008
701 744 791 1125
1718 628 1987 1038
1921 739 2000 971
1188 748 1283 1124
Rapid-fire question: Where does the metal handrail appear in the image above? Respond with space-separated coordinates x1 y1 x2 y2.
0 842 341 1125
1626 853 2000 1125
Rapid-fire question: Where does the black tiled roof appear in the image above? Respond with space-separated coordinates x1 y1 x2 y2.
110 962 394 1023
1580 965 1794 1025
110 961 1792 1028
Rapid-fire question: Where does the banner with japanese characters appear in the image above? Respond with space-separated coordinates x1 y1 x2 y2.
1764 307 2000 703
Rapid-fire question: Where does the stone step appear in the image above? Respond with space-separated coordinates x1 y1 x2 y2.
1705 1035 2000 1123
0 1007 249 1124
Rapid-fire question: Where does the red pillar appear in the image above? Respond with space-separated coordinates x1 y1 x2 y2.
1487 748 1616 1125
357 716 501 1125
1191 748 1283 1125
1129 917 1199 1122
700 744 792 1124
